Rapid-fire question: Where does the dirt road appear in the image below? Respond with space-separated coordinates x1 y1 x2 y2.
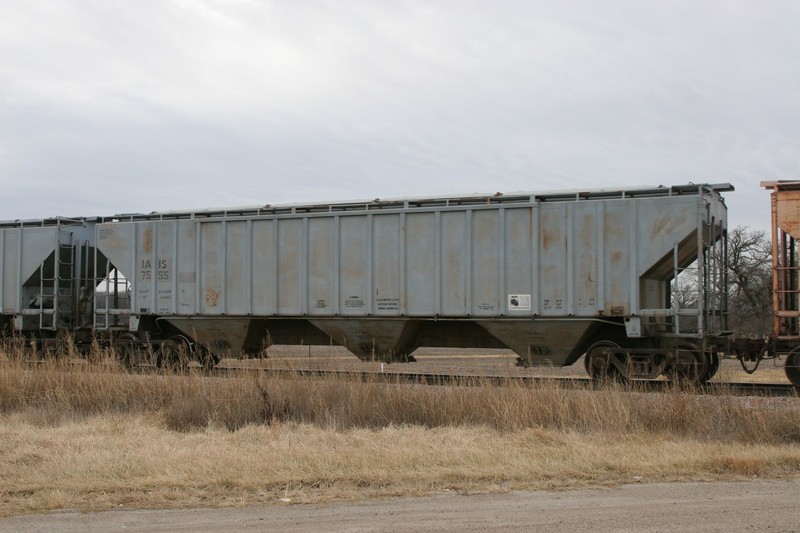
2 479 799 532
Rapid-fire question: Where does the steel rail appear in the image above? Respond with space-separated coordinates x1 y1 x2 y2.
7 359 797 397
210 366 798 397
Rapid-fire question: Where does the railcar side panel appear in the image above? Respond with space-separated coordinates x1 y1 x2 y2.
405 212 435 315
504 208 534 315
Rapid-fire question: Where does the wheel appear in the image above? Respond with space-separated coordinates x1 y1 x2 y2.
584 341 625 382
159 335 191 372
665 343 708 384
196 345 219 371
113 334 139 369
702 352 720 382
785 347 800 387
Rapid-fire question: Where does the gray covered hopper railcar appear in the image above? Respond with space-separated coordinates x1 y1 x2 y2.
0 217 101 341
95 183 731 378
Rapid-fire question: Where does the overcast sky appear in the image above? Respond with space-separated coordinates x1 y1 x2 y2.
1 1 798 232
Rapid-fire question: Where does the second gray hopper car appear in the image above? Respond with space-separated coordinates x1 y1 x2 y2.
0 217 99 339
95 183 731 380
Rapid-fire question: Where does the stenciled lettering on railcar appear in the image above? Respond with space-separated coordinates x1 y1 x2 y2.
157 288 172 313
376 298 400 311
138 257 171 281
344 296 365 308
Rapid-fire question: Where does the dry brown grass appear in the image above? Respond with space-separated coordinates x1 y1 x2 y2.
4 415 800 516
1 346 800 517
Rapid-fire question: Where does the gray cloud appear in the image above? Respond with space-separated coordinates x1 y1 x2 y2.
1 0 798 231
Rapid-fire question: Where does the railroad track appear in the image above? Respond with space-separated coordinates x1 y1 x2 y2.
211 366 799 397
7 358 797 397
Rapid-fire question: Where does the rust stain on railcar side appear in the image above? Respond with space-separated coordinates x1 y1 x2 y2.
603 209 628 315
577 212 595 277
205 288 220 307
142 227 153 255
541 226 554 250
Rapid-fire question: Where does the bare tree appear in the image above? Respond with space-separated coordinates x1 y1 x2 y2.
669 225 771 336
726 225 772 336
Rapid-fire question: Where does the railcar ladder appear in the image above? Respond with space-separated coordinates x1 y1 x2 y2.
702 211 728 335
668 242 704 337
76 240 98 329
37 243 76 331
775 230 800 336
93 254 131 331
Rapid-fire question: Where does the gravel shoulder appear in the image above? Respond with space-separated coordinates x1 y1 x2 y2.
3 479 799 533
